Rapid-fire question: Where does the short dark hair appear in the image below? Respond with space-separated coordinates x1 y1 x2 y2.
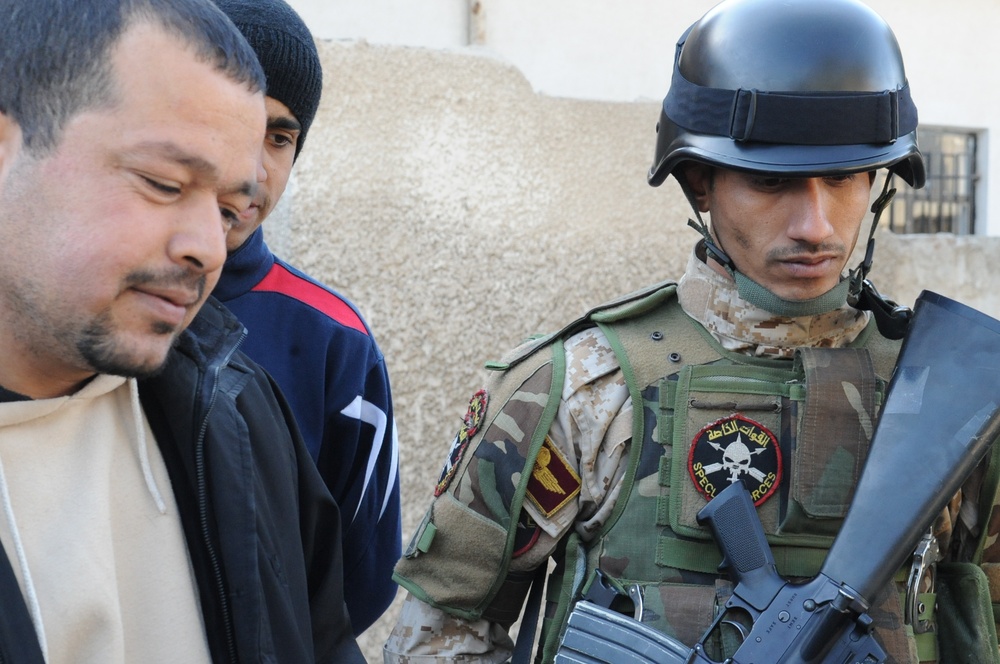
0 0 266 154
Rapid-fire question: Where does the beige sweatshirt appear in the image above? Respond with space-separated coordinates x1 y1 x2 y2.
0 374 211 663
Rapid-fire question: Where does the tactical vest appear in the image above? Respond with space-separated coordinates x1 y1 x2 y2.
532 284 919 662
395 282 1000 664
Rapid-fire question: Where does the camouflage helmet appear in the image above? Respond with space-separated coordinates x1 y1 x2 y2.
647 0 925 189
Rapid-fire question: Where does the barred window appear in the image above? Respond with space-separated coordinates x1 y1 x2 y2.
887 126 980 235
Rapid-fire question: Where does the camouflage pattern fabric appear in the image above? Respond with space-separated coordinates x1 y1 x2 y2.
385 252 997 664
590 279 919 662
677 248 870 358
386 327 631 663
383 594 512 663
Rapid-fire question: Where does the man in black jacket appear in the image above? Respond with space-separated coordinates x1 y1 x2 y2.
0 0 363 661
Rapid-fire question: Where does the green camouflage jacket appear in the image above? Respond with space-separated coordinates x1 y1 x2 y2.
386 262 1000 664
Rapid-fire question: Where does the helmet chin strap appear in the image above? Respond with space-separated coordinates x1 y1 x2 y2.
846 176 914 339
686 173 912 335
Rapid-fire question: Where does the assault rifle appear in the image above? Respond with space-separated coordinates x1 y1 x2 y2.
556 291 1000 664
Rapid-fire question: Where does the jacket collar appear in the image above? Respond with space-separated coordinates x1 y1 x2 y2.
171 297 247 372
213 228 275 301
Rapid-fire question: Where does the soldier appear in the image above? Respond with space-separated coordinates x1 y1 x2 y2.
384 0 998 662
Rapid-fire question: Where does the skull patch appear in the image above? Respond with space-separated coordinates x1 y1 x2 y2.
688 414 782 506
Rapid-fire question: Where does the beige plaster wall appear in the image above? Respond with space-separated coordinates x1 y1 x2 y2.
271 40 1000 661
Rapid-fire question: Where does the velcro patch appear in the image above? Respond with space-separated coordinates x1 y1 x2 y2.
526 436 581 517
435 389 489 496
688 415 782 506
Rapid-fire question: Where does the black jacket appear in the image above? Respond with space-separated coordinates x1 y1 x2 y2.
0 298 364 663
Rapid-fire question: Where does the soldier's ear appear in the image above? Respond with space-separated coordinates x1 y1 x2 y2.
681 163 713 213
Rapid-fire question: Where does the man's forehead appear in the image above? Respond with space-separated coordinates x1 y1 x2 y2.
102 23 264 189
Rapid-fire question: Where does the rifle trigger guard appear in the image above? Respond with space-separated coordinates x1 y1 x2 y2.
905 529 940 634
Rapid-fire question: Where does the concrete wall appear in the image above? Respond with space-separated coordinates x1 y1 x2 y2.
287 0 1000 234
271 40 1000 661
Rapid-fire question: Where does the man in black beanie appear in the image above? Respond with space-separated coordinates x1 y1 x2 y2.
212 0 402 636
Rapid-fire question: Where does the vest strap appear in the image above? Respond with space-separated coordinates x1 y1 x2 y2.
656 536 830 579
914 593 939 662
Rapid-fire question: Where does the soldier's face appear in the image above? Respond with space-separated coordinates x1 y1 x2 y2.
684 165 875 302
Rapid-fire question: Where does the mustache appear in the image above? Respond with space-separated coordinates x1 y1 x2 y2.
123 268 206 300
766 241 847 261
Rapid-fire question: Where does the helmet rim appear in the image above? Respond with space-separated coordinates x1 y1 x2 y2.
648 128 925 188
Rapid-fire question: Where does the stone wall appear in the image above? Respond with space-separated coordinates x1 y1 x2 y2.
270 40 1000 660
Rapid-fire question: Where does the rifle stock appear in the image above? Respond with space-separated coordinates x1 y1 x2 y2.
556 291 1000 664
823 291 1000 601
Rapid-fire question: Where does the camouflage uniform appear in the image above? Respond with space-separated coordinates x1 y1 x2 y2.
385 248 991 663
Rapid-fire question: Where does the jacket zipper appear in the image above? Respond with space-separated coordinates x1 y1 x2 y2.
196 340 242 664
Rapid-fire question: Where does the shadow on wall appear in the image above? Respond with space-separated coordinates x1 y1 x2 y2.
276 39 1000 660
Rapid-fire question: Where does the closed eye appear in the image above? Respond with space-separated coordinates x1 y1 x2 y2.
140 175 181 195
752 176 790 190
220 208 238 229
823 174 857 186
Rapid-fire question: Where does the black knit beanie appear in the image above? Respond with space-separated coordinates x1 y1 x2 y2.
214 0 322 159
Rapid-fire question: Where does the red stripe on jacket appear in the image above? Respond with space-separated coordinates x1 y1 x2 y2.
252 264 369 335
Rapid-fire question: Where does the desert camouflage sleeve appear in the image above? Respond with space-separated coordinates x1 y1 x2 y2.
384 327 632 662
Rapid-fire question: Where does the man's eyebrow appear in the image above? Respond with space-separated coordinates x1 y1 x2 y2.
268 116 302 133
129 141 256 197
132 141 220 177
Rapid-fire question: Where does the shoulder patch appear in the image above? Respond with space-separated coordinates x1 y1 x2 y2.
435 389 489 496
688 415 782 506
526 436 581 517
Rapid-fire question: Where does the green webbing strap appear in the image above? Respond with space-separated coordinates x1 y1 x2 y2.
734 270 851 318
656 536 829 579
894 566 939 662
914 630 938 662
913 592 940 662
540 533 584 664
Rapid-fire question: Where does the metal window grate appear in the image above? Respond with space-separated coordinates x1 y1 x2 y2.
887 127 979 235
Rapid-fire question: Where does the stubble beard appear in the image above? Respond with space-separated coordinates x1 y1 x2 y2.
76 308 176 379
5 265 206 383
76 269 207 378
